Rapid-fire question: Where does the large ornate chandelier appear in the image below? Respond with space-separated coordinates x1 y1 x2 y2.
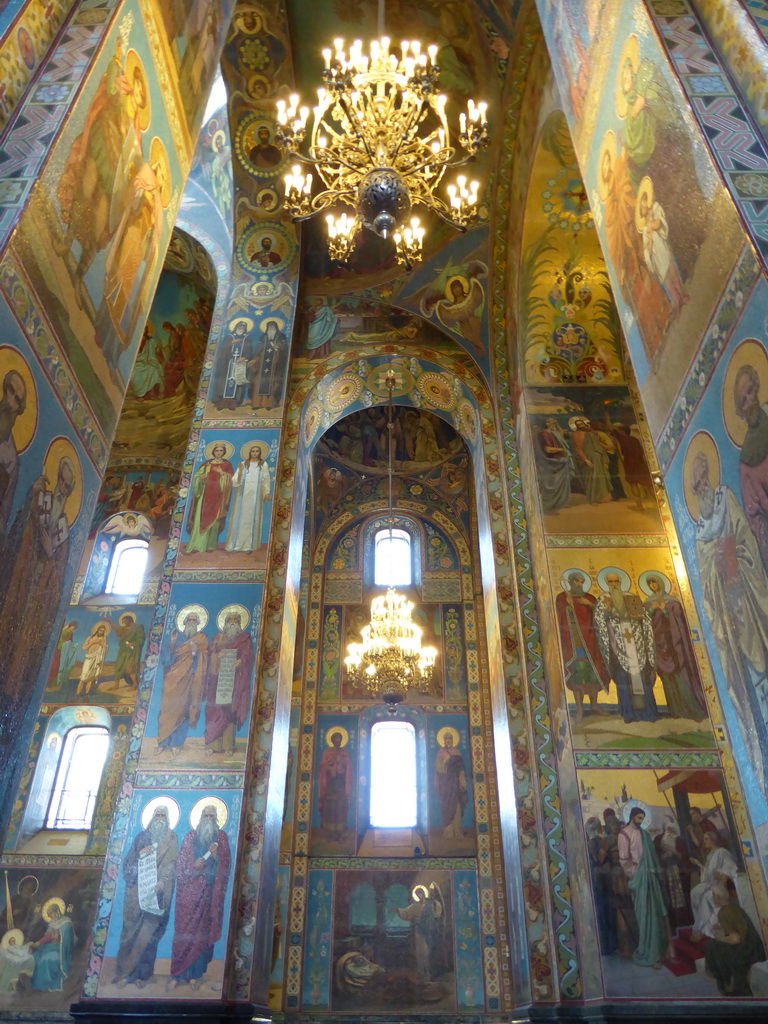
343 373 437 709
276 35 489 268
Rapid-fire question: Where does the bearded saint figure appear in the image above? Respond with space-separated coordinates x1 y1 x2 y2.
203 611 254 756
166 804 231 992
113 803 179 989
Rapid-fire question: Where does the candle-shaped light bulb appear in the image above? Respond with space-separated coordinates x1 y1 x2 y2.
381 35 390 53
401 39 409 57
289 92 299 108
411 39 420 56
458 174 467 189
478 101 488 122
304 172 313 193
299 106 309 124
428 44 437 62
459 111 467 134
322 47 331 67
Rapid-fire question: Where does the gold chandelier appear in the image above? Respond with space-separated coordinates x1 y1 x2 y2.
343 372 437 709
276 35 489 268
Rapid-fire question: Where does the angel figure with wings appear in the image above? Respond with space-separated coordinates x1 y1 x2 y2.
418 260 488 357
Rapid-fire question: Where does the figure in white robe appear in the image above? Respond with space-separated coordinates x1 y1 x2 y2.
224 448 271 553
690 833 740 939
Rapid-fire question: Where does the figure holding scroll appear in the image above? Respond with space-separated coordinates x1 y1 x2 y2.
203 605 254 757
113 800 179 990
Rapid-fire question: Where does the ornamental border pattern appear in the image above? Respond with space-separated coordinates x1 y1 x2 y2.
489 8 581 1003
654 245 759 471
647 0 768 265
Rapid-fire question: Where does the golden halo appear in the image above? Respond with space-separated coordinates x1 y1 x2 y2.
325 726 349 747
722 338 768 448
190 795 228 830
437 726 460 748
560 569 592 594
237 11 263 34
0 346 37 453
17 875 39 895
203 439 235 461
683 431 720 521
259 315 285 333
412 884 429 901
217 602 250 632
1 929 24 950
596 566 631 592
615 35 640 120
596 130 617 203
240 439 269 461
256 187 279 212
41 897 66 922
230 316 254 333
149 137 171 208
634 176 654 232
445 274 469 302
140 795 180 830
212 129 226 153
43 436 82 525
175 602 209 632
125 50 151 131
638 569 671 597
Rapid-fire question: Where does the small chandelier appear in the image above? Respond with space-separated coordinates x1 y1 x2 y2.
343 373 437 710
276 35 488 269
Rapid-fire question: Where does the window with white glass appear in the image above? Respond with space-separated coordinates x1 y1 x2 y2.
105 538 149 597
46 726 110 830
374 528 411 587
369 720 417 827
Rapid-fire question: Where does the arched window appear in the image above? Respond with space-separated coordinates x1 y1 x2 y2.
374 528 411 587
105 538 149 597
46 725 110 830
370 721 417 828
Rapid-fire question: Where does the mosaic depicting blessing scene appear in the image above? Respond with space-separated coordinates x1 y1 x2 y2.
549 548 714 751
577 767 764 998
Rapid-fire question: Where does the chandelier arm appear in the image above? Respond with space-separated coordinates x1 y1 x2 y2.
428 203 470 232
387 96 431 167
334 94 379 166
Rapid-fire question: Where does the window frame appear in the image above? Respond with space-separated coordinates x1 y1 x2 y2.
369 720 418 829
45 725 111 831
373 527 412 587
105 537 149 597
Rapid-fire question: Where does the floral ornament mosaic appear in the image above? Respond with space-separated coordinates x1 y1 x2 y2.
541 161 594 234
